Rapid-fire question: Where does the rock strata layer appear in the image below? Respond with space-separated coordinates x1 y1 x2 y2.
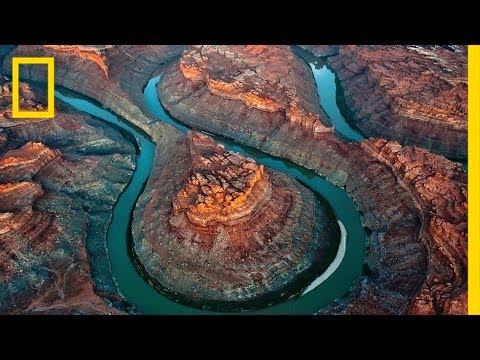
158 45 467 314
133 132 339 310
328 45 467 159
0 78 136 314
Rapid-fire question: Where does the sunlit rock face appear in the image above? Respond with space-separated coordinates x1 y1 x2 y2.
328 45 467 159
43 45 112 78
0 79 46 119
361 139 467 315
3 45 187 141
133 132 340 311
172 134 268 226
1 45 467 315
178 45 333 135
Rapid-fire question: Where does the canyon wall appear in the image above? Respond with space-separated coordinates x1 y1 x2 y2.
328 45 467 159
0 77 135 314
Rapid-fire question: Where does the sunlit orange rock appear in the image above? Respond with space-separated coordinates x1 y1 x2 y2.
173 133 269 226
177 45 332 134
133 132 339 311
362 139 467 314
44 45 111 78
0 80 45 118
159 45 467 314
0 142 61 182
3 45 187 140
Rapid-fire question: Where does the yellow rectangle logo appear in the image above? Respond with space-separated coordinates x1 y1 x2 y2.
12 57 55 119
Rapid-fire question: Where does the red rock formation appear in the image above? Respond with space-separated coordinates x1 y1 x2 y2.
158 45 467 314
133 132 339 310
179 45 332 135
0 76 135 314
3 45 187 140
362 139 467 314
0 142 61 182
5 45 467 314
44 45 111 78
173 134 269 226
328 45 467 159
0 181 44 212
0 80 45 118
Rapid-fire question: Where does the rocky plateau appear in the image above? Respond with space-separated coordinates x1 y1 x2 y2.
328 45 467 159
133 132 339 310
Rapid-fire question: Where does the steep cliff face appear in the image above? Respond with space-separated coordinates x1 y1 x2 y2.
133 132 339 311
179 45 332 134
328 45 467 159
0 78 136 314
158 45 467 314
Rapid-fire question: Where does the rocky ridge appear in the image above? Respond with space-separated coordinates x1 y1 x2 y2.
328 45 467 159
2 45 468 314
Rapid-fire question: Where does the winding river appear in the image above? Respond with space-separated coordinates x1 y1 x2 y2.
54 62 366 314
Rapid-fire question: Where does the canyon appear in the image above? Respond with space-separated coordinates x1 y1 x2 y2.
327 45 467 159
159 45 467 314
0 45 468 314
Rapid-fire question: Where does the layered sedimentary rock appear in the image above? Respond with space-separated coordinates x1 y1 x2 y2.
159 45 467 314
43 45 112 78
0 78 136 314
4 45 467 314
362 140 467 314
0 78 46 118
178 45 332 134
328 45 467 159
133 132 339 310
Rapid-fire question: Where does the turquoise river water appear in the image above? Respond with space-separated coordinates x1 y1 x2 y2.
54 64 367 314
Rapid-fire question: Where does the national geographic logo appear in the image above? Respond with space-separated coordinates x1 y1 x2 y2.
11 57 54 119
